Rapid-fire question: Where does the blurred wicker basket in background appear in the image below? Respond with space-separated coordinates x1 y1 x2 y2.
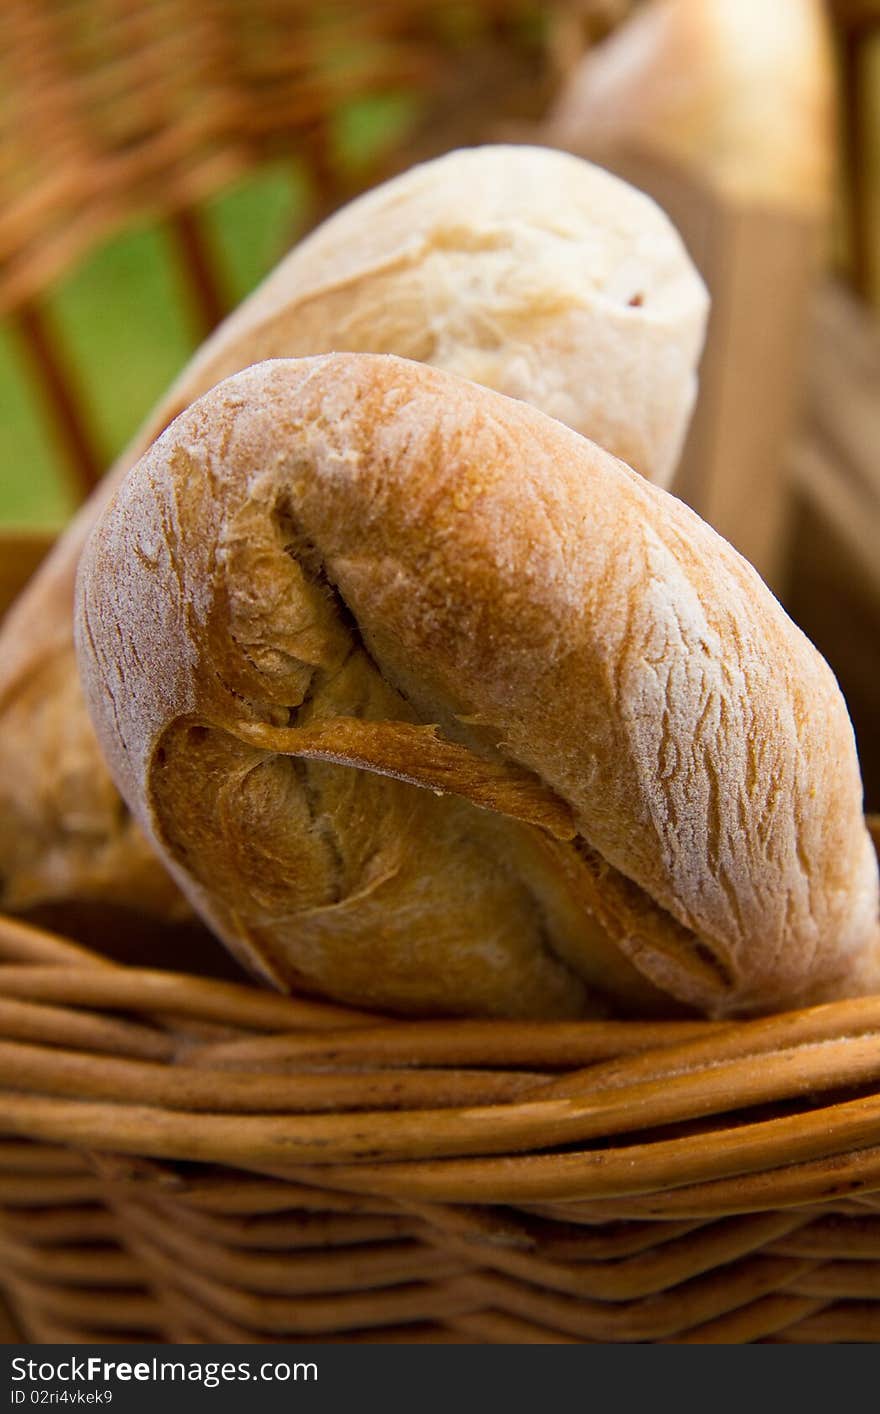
2 0 880 1345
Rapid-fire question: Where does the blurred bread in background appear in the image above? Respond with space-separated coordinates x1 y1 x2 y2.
547 0 835 210
542 0 836 587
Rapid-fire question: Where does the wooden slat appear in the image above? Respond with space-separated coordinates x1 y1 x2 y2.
785 280 880 809
0 527 56 621
13 303 103 501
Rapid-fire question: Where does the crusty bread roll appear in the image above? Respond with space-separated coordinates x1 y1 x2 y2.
181 145 708 486
547 0 835 211
76 354 880 1019
0 145 707 923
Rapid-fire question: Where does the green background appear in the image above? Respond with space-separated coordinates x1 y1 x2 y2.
0 93 417 529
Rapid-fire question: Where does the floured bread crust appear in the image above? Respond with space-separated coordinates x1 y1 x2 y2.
0 145 707 922
181 145 708 487
547 0 835 211
76 355 880 1018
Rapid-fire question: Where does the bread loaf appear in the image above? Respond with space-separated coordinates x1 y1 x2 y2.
76 355 880 1018
547 0 835 211
0 146 707 922
180 144 708 486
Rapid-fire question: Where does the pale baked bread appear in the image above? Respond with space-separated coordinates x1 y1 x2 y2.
0 145 707 922
547 0 835 211
179 145 708 487
76 354 880 1019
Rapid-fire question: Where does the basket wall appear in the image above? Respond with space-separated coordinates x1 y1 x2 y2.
3 856 880 1348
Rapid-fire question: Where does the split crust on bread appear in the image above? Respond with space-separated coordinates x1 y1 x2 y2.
76 355 880 1019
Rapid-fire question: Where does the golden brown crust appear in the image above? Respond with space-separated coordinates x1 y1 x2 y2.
547 0 835 212
0 146 707 924
76 355 879 1018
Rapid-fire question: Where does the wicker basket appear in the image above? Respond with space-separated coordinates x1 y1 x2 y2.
3 0 880 1346
3 845 880 1348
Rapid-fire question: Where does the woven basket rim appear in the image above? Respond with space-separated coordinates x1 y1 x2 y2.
3 877 880 1220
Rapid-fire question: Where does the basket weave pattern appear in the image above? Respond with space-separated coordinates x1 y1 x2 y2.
0 0 573 499
0 0 545 316
2 818 880 1347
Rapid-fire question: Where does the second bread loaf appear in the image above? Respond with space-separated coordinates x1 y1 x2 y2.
0 146 707 924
